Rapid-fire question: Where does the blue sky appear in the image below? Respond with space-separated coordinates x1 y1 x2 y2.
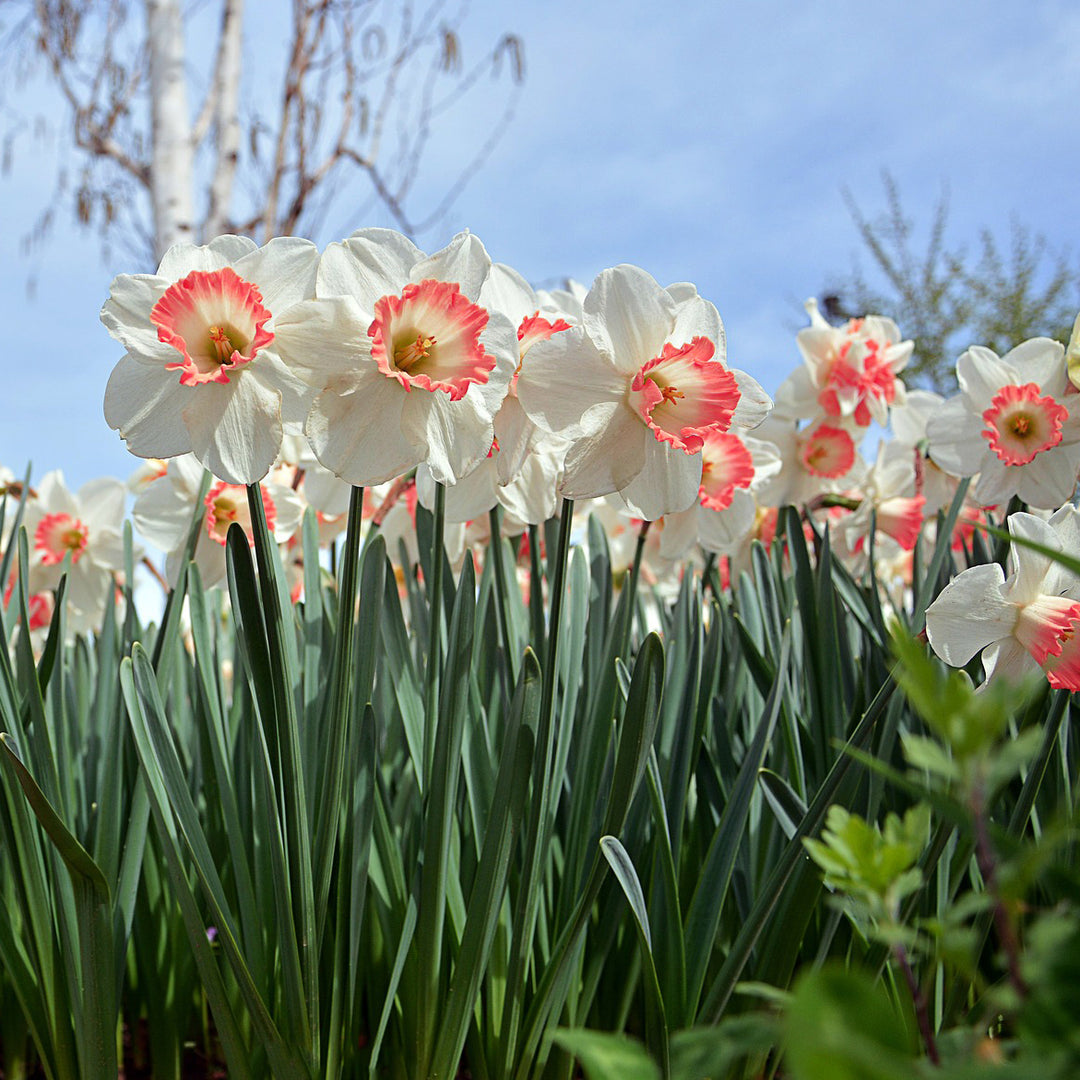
3 0 1080 490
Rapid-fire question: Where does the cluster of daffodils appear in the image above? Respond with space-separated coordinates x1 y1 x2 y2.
5 226 1080 695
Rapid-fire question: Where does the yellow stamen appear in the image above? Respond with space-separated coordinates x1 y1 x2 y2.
62 527 85 552
209 325 234 364
394 333 437 371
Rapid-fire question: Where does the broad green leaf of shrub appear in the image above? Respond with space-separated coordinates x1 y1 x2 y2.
784 966 918 1080
550 1029 659 1080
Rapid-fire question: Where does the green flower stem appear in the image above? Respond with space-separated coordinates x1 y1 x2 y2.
423 480 446 790
618 519 650 661
527 523 546 671
245 481 318 1071
498 497 574 1077
488 505 518 684
312 485 364 943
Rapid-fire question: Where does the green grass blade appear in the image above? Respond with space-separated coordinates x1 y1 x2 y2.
600 836 669 1077
683 625 790 1021
430 650 540 1079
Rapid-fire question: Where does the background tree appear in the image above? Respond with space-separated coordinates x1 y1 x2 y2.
824 171 1080 391
0 0 524 263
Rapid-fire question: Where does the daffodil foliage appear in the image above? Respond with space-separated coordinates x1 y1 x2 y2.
1 231 1079 1079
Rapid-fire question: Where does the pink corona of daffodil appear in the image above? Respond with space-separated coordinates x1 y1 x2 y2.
102 235 320 485
926 506 1080 690
516 266 771 521
754 415 865 509
926 338 1080 509
272 229 517 487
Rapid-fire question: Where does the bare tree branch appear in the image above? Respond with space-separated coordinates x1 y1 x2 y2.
4 0 526 264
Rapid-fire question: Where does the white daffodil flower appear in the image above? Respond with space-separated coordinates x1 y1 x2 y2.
102 235 320 485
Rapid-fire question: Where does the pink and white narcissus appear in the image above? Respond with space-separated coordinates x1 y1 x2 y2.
131 454 304 588
272 229 518 487
102 235 320 485
22 470 128 627
773 298 912 428
926 505 1080 691
515 267 771 522
925 338 1080 509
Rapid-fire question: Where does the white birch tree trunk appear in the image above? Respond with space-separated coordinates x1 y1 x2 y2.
146 0 195 260
204 0 244 239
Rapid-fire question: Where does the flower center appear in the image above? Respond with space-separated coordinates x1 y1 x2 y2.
698 431 755 511
204 482 277 546
394 333 437 371
152 267 274 387
34 513 89 566
629 337 737 453
369 279 492 401
981 383 1067 466
799 423 856 478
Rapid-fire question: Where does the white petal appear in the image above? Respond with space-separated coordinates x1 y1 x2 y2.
66 561 113 616
421 458 498 522
183 374 282 485
78 478 127 533
104 355 195 459
1004 513 1057 604
1015 443 1080 510
925 562 1014 666
892 389 944 445
771 367 819 421
1002 337 1067 394
253 351 316 430
413 231 490 301
730 368 772 430
306 378 418 486
301 467 351 516
265 483 305 542
559 408 646 501
479 262 540 326
618 437 702 521
955 346 1014 405
669 293 725 362
496 451 560 525
970 457 1013 507
657 506 699 560
925 396 987 477
516 327 626 437
100 274 174 363
156 235 257 280
474 310 518 415
403 389 493 485
272 296 374 387
493 395 533 483
319 230 420 302
35 471 78 517
698 489 756 554
981 638 1039 688
132 474 198 552
237 236 320 312
583 265 676 374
